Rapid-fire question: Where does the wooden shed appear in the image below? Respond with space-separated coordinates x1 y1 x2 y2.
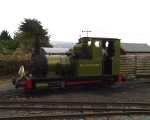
120 43 150 78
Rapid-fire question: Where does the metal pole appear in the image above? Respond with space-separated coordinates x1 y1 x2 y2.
82 30 92 37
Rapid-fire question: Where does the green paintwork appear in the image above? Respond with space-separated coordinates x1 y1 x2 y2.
47 55 70 78
72 37 102 77
71 37 120 77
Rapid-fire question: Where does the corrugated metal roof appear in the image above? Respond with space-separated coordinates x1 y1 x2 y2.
121 43 150 53
41 47 69 54
42 43 150 54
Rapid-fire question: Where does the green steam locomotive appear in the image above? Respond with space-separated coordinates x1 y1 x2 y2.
13 37 124 91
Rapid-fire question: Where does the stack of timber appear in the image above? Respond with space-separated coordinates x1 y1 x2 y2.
120 55 136 78
136 55 150 77
120 55 150 78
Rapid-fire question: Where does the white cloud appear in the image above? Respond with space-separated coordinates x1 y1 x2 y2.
0 0 150 44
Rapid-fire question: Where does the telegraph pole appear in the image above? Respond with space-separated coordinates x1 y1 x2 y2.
82 30 92 37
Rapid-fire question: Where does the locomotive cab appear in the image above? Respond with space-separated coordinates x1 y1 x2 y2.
70 37 120 79
101 38 120 76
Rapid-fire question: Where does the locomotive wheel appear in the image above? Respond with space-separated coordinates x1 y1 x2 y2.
32 81 36 89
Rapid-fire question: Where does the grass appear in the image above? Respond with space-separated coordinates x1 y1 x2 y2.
0 76 11 85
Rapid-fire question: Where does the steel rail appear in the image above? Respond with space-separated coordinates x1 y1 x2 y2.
1 111 150 120
1 101 150 109
1 106 150 111
0 101 150 114
1 101 150 105
1 101 150 119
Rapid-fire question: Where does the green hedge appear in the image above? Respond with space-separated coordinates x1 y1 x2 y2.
0 54 31 76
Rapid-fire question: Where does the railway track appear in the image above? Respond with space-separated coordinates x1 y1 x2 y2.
1 101 150 119
1 111 150 120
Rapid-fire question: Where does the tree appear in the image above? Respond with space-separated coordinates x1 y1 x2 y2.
0 30 12 40
18 18 52 48
14 32 32 52
0 30 18 54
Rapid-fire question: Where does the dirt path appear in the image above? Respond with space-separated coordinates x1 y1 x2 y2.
0 81 12 92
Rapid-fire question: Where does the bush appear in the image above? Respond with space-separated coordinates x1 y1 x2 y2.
0 54 31 76
0 40 18 54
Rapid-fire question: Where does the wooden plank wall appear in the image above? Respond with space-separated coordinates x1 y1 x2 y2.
120 55 136 78
120 55 150 78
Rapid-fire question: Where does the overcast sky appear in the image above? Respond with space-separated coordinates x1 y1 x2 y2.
0 0 150 44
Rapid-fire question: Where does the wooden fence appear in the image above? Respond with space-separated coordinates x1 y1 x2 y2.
120 55 150 78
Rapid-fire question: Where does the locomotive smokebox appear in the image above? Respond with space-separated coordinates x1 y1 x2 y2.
30 35 48 78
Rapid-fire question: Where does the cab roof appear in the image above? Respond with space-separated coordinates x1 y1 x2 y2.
79 37 120 41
